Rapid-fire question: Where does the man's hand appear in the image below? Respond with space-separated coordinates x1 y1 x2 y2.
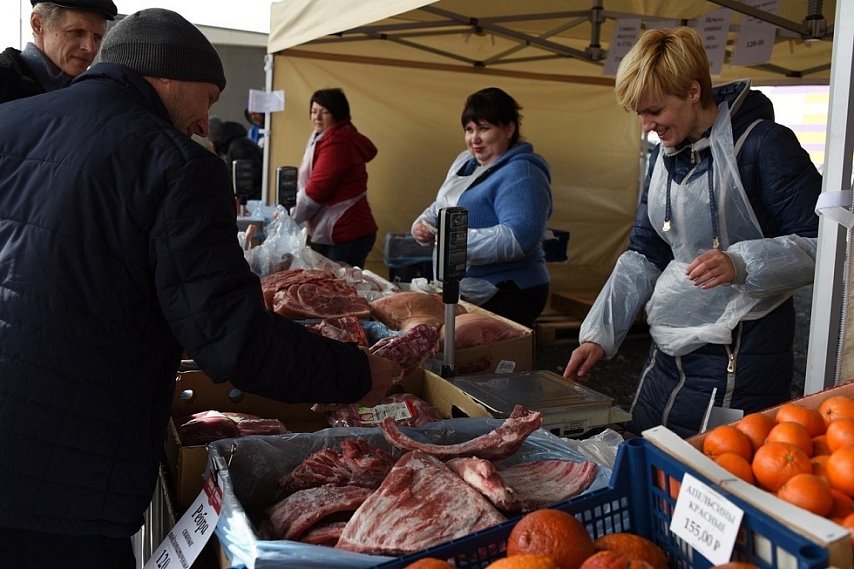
686 249 735 289
563 342 605 382
359 351 403 406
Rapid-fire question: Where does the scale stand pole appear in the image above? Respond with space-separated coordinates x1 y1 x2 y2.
441 281 459 378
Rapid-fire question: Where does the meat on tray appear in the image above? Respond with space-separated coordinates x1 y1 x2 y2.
370 291 465 331
177 410 287 446
336 450 507 555
440 312 526 350
369 323 439 374
447 457 598 513
266 485 374 541
299 520 348 546
311 393 442 428
278 438 396 494
379 404 543 460
305 314 369 346
261 268 371 319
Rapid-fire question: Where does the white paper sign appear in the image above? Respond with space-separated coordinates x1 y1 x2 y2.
670 473 744 566
248 89 285 113
602 18 641 77
692 8 732 76
144 476 222 569
730 0 779 66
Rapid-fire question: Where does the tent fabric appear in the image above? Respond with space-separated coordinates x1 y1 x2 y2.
265 0 836 297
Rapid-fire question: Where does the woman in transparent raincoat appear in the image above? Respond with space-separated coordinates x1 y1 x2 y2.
563 27 821 437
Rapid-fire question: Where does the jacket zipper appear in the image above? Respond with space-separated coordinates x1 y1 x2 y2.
722 324 743 407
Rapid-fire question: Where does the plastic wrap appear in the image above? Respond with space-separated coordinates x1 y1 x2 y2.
209 419 620 569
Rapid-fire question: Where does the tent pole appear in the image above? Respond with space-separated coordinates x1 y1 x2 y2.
261 53 274 205
805 0 854 393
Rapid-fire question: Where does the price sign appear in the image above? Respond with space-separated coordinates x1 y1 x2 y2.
669 473 743 566
144 475 222 569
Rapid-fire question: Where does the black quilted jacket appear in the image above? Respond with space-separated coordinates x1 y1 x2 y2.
0 64 371 537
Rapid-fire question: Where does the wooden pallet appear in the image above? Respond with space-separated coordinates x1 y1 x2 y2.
535 315 582 345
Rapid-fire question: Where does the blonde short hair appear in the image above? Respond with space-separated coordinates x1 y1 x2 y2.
614 26 714 112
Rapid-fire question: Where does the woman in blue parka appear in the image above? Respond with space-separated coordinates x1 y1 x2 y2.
563 27 821 437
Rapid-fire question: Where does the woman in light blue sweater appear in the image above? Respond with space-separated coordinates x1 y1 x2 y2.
411 87 553 328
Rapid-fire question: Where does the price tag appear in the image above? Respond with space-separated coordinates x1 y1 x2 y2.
669 473 743 566
144 475 222 569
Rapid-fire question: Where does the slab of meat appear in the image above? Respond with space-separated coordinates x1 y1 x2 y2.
305 314 369 346
261 268 371 319
312 393 442 428
369 323 438 374
266 485 373 541
499 459 598 510
277 438 396 494
233 417 287 437
299 520 348 546
447 457 598 512
336 451 506 555
370 291 465 331
379 404 543 460
440 312 526 350
177 410 239 446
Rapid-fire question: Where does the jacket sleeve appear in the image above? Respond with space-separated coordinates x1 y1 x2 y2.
726 122 821 296
152 154 371 404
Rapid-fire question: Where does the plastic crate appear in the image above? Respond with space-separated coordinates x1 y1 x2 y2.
384 232 432 268
376 437 832 569
542 228 570 262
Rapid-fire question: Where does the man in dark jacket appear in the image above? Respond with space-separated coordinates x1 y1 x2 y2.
0 8 400 567
0 0 116 104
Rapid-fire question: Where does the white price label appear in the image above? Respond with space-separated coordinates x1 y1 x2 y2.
669 473 743 566
144 476 222 569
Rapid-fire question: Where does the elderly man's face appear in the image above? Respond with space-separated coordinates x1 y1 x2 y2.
32 8 107 77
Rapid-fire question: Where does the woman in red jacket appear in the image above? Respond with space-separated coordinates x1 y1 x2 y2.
292 88 379 267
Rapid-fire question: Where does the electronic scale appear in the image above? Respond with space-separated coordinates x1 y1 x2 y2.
452 370 632 438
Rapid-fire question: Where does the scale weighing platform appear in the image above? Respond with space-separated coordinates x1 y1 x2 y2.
452 370 632 438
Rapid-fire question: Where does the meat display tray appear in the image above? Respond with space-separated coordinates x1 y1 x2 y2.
451 370 631 437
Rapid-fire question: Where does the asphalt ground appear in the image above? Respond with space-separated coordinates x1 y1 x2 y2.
534 286 813 413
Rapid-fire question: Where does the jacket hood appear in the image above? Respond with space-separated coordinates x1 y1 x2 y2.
713 78 774 132
326 119 377 162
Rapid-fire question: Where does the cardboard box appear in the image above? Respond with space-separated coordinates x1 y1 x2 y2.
165 367 491 509
424 300 535 375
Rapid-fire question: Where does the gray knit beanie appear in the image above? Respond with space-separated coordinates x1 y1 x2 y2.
100 8 226 91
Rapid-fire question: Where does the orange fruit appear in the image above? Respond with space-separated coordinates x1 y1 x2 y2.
714 452 755 484
775 403 826 437
827 445 854 496
486 555 558 569
736 413 775 451
765 421 814 456
580 550 655 569
776 473 834 516
507 509 595 569
751 441 812 492
703 425 753 461
811 454 830 479
654 468 681 500
405 558 455 568
593 533 667 569
829 488 854 519
818 395 854 426
825 418 854 452
812 435 832 456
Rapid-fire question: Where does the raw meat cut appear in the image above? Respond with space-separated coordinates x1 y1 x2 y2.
233 417 287 437
379 404 543 460
446 457 517 511
177 410 239 445
498 459 598 510
299 520 348 546
440 312 526 350
260 268 372 319
447 457 598 512
370 291 465 331
266 485 373 541
305 314 369 346
336 451 506 555
369 323 439 374
312 393 442 428
277 439 396 494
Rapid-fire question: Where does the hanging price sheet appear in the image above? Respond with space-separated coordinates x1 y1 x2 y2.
669 473 744 566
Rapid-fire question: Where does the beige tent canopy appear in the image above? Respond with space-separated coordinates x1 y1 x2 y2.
263 1 854 391
264 1 836 295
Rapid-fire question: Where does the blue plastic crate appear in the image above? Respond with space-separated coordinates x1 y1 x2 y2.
375 437 832 569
